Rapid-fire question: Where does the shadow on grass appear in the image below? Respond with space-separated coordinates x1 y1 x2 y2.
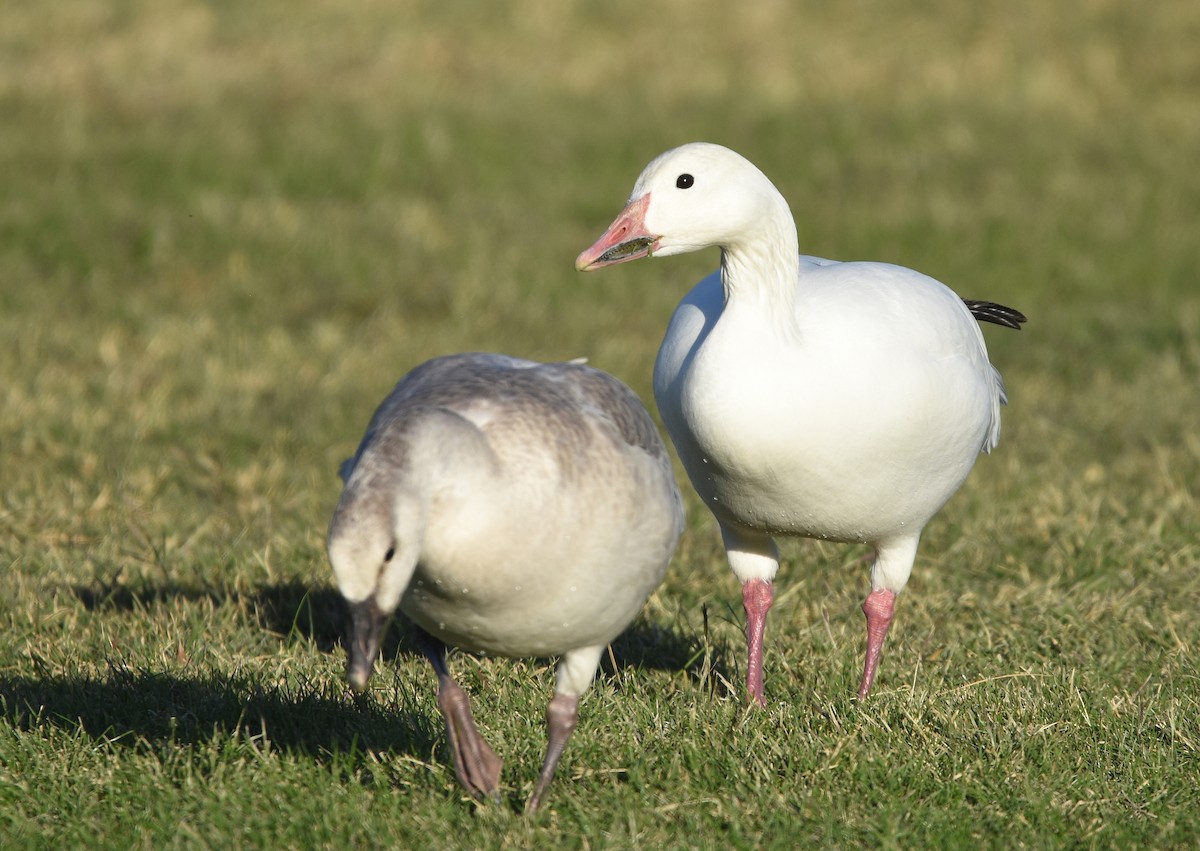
1 583 739 798
0 662 438 775
69 579 734 694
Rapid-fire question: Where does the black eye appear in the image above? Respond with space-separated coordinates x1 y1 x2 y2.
383 546 395 563
676 173 694 189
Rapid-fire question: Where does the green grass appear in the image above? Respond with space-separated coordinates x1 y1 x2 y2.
2 0 1198 847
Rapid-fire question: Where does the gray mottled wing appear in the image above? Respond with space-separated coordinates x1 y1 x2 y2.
338 354 527 479
338 353 670 480
535 361 670 461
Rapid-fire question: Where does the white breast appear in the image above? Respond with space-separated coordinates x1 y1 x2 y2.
655 258 999 543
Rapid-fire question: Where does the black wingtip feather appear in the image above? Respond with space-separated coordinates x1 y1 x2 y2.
962 299 1028 330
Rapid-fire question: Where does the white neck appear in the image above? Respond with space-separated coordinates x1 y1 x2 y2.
718 189 800 318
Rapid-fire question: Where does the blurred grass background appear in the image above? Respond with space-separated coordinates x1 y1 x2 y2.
1 0 1197 847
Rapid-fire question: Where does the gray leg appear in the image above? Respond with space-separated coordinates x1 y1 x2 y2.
526 692 580 813
417 630 503 800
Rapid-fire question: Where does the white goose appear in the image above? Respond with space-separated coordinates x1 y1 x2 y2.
576 143 1024 704
328 353 683 810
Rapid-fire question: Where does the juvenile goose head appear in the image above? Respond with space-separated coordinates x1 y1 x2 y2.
328 465 425 691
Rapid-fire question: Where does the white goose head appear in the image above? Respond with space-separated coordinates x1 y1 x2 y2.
576 143 794 271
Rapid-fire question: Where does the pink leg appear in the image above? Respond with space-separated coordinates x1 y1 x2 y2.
743 579 774 707
858 588 896 699
526 693 580 813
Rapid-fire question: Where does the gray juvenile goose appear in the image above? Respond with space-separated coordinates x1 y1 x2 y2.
328 352 683 811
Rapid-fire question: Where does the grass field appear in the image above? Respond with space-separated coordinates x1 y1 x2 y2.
2 0 1198 847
